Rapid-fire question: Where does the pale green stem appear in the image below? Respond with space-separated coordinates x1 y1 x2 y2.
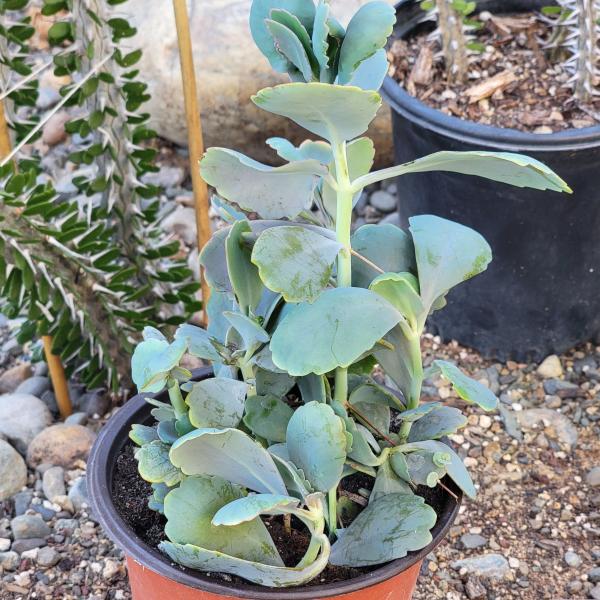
398 333 424 443
240 356 256 395
167 379 186 419
327 487 337 538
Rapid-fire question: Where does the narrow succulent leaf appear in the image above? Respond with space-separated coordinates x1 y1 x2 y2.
160 535 330 587
270 287 403 376
286 402 347 492
265 19 314 81
252 83 381 142
268 444 313 499
297 373 327 403
244 394 294 443
348 383 394 433
356 151 572 193
312 1 331 78
200 148 326 219
157 419 179 443
136 441 183 487
330 493 436 566
394 448 449 488
175 323 221 362
251 226 343 303
399 440 476 498
250 0 316 72
226 220 264 314
351 224 416 289
170 428 288 495
223 311 269 351
346 48 389 91
266 137 332 163
410 215 492 314
185 378 248 429
212 494 301 526
370 458 413 503
199 227 233 294
337 2 396 84
143 326 166 342
429 360 498 411
408 406 468 442
369 272 424 330
398 402 442 423
343 414 381 467
269 8 316 62
164 476 282 565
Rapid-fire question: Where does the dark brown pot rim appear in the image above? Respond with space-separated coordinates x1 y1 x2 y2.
382 0 600 152
88 367 462 599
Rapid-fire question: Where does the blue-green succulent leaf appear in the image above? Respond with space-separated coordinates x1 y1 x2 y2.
175 323 221 362
244 394 294 443
286 402 347 492
170 428 287 495
164 476 282 565
266 18 314 81
212 494 301 526
266 137 332 163
129 424 160 446
252 226 343 303
398 402 442 423
270 287 403 376
185 377 248 429
330 493 436 566
131 338 187 393
135 441 183 487
370 459 413 503
346 48 389 91
408 406 468 442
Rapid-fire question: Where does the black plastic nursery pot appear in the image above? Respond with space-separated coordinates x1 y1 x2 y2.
382 0 600 362
88 367 462 600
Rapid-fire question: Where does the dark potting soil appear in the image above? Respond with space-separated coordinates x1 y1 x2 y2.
113 442 450 587
388 12 600 133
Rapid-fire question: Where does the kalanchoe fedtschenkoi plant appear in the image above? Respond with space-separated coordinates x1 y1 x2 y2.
129 0 570 588
542 0 600 102
421 0 483 84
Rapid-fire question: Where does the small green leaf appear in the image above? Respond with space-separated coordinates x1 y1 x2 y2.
286 402 347 492
244 394 294 443
136 441 183 487
330 493 436 566
266 16 314 81
131 338 187 393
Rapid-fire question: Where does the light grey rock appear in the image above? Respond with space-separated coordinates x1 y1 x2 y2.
33 362 48 377
461 533 488 549
0 363 32 394
0 393 53 453
516 408 578 450
465 577 486 600
142 166 185 190
14 376 51 398
379 211 401 227
162 206 197 246
36 545 60 568
12 490 33 516
124 0 393 165
65 412 88 426
587 467 600 487
0 538 10 552
589 567 600 583
54 518 78 534
566 580 583 595
564 550 582 568
11 538 46 553
543 379 580 398
68 476 89 512
591 585 600 600
42 466 66 502
0 550 19 570
452 554 510 580
11 514 51 540
1 338 22 358
369 189 396 213
0 440 27 500
79 389 110 417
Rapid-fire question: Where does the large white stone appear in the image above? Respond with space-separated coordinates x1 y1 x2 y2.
0 393 53 454
0 440 27 501
124 0 394 165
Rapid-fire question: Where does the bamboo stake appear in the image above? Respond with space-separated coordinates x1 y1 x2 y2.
172 0 212 327
0 98 72 417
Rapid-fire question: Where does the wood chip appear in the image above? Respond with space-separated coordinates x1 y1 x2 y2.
409 45 434 87
490 15 536 35
466 70 518 104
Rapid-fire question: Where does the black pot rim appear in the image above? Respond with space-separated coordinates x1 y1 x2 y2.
88 367 462 599
381 0 600 153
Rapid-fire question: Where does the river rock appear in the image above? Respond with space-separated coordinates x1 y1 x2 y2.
461 533 488 549
587 467 600 487
0 551 19 570
162 206 197 246
124 0 393 165
0 440 27 500
37 545 60 568
14 376 51 398
41 110 69 146
0 363 33 394
11 514 51 540
537 354 563 378
516 408 578 450
452 554 510 579
370 189 397 213
26 424 96 468
0 393 53 454
68 476 89 512
42 466 66 502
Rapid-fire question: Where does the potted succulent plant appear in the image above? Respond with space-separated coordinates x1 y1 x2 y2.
382 0 598 362
88 1 569 599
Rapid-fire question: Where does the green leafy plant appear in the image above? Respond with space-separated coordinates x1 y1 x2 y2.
0 0 199 389
421 0 483 84
129 0 570 587
542 1 600 102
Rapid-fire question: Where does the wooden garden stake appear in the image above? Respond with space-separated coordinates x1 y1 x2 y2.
172 0 212 326
0 97 72 417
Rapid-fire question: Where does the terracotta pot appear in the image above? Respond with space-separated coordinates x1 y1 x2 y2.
88 368 461 599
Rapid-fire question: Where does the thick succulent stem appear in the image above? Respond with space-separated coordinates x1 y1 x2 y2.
435 0 469 84
398 333 425 443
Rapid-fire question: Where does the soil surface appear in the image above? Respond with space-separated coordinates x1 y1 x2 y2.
113 441 449 588
388 12 600 133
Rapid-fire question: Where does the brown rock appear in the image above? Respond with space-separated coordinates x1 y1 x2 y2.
41 111 70 146
0 363 33 394
27 425 96 469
